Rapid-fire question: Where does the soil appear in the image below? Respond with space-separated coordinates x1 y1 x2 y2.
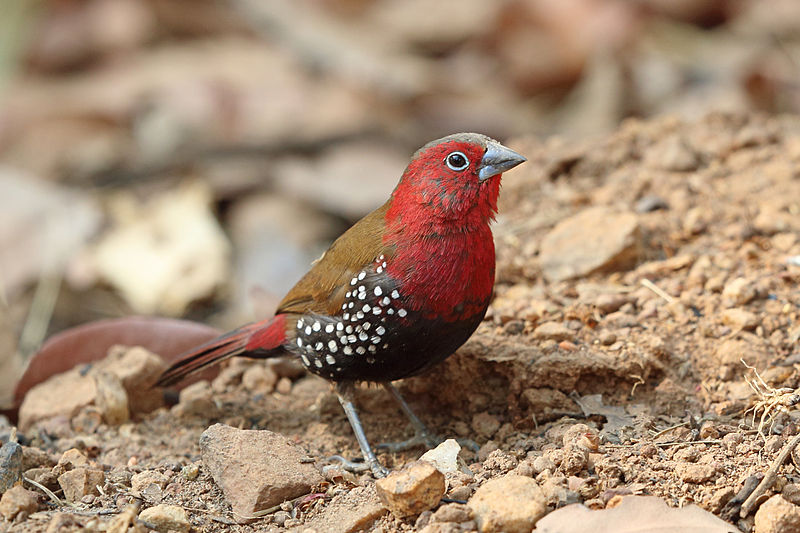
5 112 800 532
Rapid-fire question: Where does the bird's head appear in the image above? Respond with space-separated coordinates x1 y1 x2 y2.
389 133 526 226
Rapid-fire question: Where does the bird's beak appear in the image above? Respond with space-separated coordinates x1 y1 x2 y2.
478 141 527 181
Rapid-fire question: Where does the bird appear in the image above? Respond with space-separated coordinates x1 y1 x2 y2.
157 133 526 477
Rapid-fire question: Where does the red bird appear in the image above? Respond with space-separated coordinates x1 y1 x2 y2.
158 133 526 476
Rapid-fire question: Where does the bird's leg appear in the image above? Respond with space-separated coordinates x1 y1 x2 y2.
331 382 389 478
377 382 480 453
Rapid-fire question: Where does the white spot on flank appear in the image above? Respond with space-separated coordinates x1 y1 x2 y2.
348 302 355 309
305 326 312 335
314 359 323 368
325 324 334 333
315 342 323 351
297 319 304 329
359 332 368 341
362 322 370 330
336 322 344 331
325 354 336 365
343 346 353 355
340 336 348 345
312 321 321 332
358 271 366 280
376 326 386 335
382 262 387 268
348 334 357 343
328 340 337 352
368 344 377 353
371 336 381 344
398 309 407 317
374 286 382 296
301 354 310 366
387 309 395 315
350 277 358 286
345 325 353 334
346 291 351 298
343 313 350 320
358 285 366 293
356 346 366 355
358 292 366 301
376 267 383 274
297 338 303 347
362 304 371 313
379 254 385 261
373 307 381 315
391 290 400 299
381 296 391 306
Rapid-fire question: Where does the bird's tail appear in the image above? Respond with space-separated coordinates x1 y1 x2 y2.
156 315 288 387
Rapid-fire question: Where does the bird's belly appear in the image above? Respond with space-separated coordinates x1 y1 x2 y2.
286 262 489 382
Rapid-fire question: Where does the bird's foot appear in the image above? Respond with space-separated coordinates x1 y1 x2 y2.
326 455 389 478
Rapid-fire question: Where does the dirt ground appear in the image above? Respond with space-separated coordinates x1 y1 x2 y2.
4 112 800 532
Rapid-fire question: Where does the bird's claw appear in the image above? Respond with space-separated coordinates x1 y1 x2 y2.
326 455 389 478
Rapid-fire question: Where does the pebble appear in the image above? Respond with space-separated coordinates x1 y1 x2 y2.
18 370 97 431
131 470 168 498
181 463 200 481
93 371 130 425
174 380 217 417
58 467 105 502
375 461 445 518
241 364 278 393
722 277 757 307
138 504 190 533
677 463 715 484
432 502 471 523
721 308 759 331
0 440 23 494
468 475 546 533
532 322 573 342
538 207 640 282
471 413 501 439
419 439 463 475
0 486 39 520
754 495 800 533
199 423 324 520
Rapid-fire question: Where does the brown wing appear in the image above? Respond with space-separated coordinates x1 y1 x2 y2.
276 201 394 316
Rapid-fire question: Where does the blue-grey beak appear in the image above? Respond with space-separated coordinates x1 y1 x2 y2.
478 141 527 181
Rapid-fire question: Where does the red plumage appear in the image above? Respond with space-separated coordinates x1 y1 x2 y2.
156 133 526 476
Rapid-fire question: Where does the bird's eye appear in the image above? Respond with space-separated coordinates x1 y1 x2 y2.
445 151 469 171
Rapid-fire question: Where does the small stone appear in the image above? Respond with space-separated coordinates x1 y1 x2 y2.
241 364 278 393
200 424 324 520
721 308 759 331
97 346 167 414
532 456 555 474
131 470 168 498
57 467 105 502
419 439 463 475
471 413 500 439
175 380 216 417
93 371 130 425
54 448 89 476
0 440 23 494
376 461 446 518
677 463 715 484
276 377 292 395
18 370 97 431
432 502 471 523
645 135 700 172
532 322 572 342
181 463 200 481
722 277 757 307
468 475 547 533
21 446 54 471
539 207 640 282
0 485 39 520
138 504 190 533
635 195 669 213
754 495 800 533
707 487 735 513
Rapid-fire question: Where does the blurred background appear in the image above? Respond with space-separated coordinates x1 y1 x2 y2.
1 0 800 405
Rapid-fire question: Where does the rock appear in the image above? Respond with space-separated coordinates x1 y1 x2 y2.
58 467 105 502
44 512 83 533
722 277 757 307
174 380 217 417
539 207 640 281
0 485 39 520
300 485 387 533
199 424 324 520
53 448 90 476
181 463 200 481
138 504 190 533
0 440 23 494
468 475 546 533
241 364 278 394
21 446 54 471
376 461 446 518
432 502 471 523
755 495 800 533
98 345 167 413
645 135 700 171
18 369 97 430
131 470 168 499
93 371 130 425
677 463 715 484
471 413 501 439
721 308 759 331
419 439 463 475
532 322 573 342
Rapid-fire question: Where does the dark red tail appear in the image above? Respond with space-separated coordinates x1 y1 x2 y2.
156 315 288 387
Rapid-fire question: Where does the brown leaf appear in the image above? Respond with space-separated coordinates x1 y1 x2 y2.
13 316 221 406
534 495 741 533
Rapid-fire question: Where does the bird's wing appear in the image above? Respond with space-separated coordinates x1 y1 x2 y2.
277 201 394 316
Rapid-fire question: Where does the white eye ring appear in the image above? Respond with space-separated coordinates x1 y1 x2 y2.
445 151 469 171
